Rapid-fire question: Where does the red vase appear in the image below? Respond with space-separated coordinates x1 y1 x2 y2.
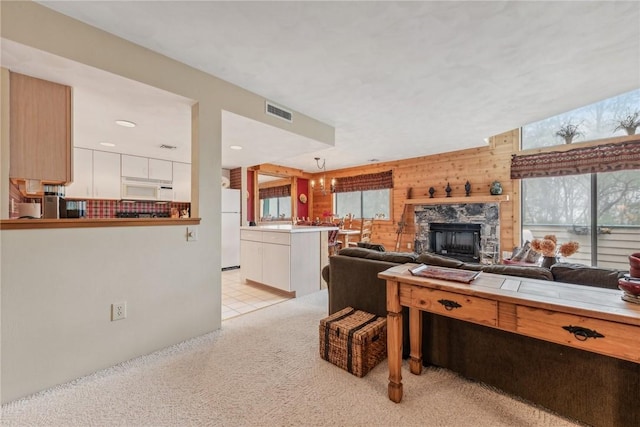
630 252 640 278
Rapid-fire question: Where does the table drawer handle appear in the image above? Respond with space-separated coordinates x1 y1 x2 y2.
437 299 462 311
562 325 605 341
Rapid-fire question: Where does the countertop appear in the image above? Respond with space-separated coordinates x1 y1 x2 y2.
240 224 337 233
0 217 200 230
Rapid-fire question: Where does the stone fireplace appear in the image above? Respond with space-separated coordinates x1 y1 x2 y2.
414 203 500 264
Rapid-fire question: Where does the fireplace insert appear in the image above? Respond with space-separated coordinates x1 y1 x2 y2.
428 222 481 263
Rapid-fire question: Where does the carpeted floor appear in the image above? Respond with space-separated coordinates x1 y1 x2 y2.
1 289 582 426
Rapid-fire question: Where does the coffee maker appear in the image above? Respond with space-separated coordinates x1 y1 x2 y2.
43 185 67 219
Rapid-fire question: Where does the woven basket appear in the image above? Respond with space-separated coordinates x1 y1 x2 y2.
319 307 387 377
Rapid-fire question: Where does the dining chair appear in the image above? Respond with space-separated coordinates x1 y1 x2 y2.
348 218 373 247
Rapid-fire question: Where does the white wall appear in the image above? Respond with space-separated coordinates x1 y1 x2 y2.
0 1 333 403
1 225 213 401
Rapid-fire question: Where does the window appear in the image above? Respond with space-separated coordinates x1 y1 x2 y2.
520 87 640 269
522 89 639 150
334 189 390 219
260 196 291 220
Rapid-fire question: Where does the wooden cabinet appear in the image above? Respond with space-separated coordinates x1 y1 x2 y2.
9 72 72 183
93 151 121 199
66 148 93 198
172 162 191 202
122 155 172 181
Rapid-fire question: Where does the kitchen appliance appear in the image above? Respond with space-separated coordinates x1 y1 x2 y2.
121 178 173 201
42 185 67 219
16 202 41 218
221 189 241 269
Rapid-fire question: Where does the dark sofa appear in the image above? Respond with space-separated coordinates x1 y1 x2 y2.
322 247 638 427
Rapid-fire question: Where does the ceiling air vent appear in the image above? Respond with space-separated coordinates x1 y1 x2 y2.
160 144 177 150
265 101 293 123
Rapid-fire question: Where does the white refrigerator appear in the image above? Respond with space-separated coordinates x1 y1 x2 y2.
221 189 241 269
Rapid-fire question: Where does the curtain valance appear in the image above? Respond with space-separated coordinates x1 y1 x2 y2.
333 170 393 193
259 185 291 199
510 141 640 179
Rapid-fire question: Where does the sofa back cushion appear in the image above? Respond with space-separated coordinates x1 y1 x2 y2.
550 263 626 289
337 247 417 264
416 252 464 269
481 264 554 281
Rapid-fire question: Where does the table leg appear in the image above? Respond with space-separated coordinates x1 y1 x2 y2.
409 307 423 375
386 280 403 403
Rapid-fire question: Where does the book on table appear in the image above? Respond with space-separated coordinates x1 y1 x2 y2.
408 264 480 284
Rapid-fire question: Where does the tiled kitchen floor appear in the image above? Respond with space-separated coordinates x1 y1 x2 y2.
221 268 291 320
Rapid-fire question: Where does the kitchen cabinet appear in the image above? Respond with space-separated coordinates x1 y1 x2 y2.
93 151 121 199
172 162 191 202
9 72 72 183
65 148 93 198
240 230 263 283
149 158 172 181
122 155 172 181
240 226 333 296
66 149 121 199
121 155 148 179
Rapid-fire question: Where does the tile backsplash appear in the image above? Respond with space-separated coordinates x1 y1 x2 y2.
87 200 190 218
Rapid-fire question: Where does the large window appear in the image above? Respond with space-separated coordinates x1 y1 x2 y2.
520 88 640 269
522 89 639 150
334 189 390 219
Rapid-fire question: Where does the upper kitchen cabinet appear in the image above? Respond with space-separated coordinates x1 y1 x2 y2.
172 161 191 202
122 154 172 181
9 72 72 183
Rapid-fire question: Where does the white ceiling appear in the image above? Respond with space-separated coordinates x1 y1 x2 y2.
8 2 640 172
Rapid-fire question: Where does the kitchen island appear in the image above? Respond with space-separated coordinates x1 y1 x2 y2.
240 224 337 297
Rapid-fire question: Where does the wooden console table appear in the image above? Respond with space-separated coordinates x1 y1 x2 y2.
379 264 640 403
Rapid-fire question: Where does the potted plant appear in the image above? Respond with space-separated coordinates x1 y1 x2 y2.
555 121 583 144
613 111 640 135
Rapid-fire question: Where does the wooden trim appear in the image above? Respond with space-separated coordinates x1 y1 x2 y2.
0 217 201 230
403 195 509 205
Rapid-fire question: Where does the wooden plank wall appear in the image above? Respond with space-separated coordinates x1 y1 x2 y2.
310 129 521 255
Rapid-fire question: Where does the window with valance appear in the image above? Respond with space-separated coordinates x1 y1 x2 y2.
333 170 393 193
511 141 640 179
258 185 291 199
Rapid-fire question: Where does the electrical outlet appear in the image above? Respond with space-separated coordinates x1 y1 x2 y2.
187 226 198 242
407 242 412 249
111 302 127 321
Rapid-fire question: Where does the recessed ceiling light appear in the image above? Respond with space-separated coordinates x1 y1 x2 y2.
100 142 116 147
115 120 136 128
230 145 243 150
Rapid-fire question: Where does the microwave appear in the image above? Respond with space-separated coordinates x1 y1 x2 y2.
122 179 173 201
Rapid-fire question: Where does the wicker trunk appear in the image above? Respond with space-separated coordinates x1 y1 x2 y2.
319 306 387 377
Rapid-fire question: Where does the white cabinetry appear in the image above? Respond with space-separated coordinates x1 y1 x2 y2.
122 155 172 181
65 149 120 199
66 147 93 198
121 155 148 179
149 158 172 181
172 162 191 202
93 151 121 199
240 227 325 296
240 230 263 283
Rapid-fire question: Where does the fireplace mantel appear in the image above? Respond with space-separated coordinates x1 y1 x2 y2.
404 195 509 205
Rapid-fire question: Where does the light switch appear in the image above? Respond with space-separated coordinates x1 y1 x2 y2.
187 226 198 242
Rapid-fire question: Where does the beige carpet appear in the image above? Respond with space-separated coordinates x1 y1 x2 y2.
1 290 581 427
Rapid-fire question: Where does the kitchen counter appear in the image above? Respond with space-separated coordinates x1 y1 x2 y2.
240 225 335 296
0 217 200 230
241 224 337 233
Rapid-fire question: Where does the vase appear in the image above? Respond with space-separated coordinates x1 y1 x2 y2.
541 256 558 269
